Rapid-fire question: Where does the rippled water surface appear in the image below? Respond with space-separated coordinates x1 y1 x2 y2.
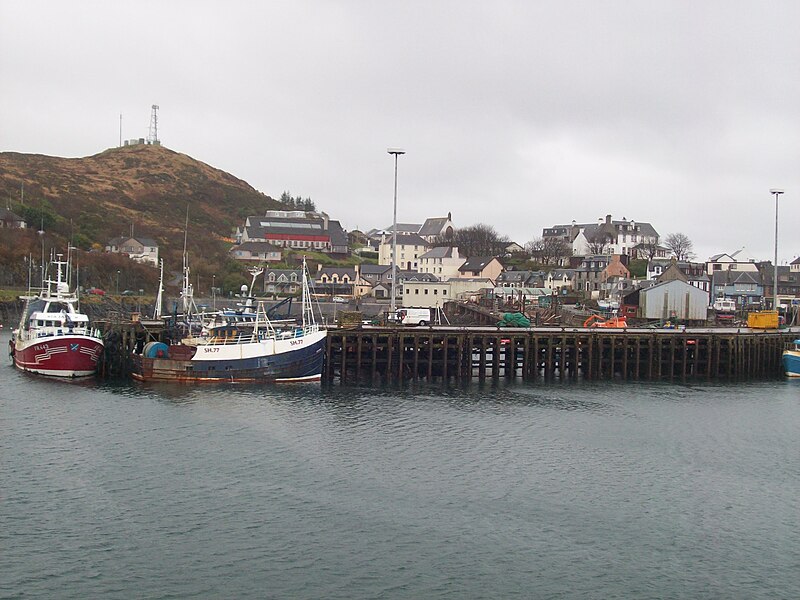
2 332 799 599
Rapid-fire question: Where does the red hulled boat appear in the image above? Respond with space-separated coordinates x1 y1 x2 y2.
10 254 104 377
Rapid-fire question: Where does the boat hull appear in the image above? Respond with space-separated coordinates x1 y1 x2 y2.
131 331 326 383
783 350 800 378
11 335 104 377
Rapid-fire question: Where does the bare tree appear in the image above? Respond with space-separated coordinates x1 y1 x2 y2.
637 238 662 261
664 232 695 261
587 240 607 255
526 236 572 266
446 224 509 257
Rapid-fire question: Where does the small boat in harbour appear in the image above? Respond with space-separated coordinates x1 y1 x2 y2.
783 339 800 378
9 253 104 377
130 259 326 383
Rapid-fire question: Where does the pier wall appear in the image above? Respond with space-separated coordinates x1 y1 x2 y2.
93 319 797 383
324 327 796 383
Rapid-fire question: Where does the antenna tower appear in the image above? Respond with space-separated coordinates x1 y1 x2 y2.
147 104 160 144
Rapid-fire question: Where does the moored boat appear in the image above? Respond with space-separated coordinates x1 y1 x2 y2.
9 254 104 378
131 259 326 383
783 339 800 378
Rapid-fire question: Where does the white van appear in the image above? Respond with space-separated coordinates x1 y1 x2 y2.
393 308 432 326
712 299 736 313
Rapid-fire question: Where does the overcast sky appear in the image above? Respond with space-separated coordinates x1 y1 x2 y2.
2 1 798 263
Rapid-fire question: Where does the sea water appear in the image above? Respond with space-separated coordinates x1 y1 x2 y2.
2 331 799 599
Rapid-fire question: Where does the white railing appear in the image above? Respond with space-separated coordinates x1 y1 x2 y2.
199 325 316 347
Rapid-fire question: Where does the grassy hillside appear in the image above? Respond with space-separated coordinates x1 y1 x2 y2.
0 144 283 291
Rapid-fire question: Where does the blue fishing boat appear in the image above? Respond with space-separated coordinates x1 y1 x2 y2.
131 259 326 383
783 339 800 378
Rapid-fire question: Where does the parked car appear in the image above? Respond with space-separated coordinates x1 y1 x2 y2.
332 296 348 303
121 290 136 296
87 287 105 296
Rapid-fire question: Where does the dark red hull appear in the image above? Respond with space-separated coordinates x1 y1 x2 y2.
12 335 104 377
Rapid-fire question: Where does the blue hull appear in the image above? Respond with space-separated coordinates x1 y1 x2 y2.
783 351 800 378
132 336 326 383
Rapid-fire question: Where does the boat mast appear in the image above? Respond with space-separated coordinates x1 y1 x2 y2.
301 256 316 329
154 259 164 319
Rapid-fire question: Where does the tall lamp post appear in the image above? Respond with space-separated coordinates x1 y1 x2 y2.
387 147 406 318
116 270 120 297
212 274 216 310
770 188 784 310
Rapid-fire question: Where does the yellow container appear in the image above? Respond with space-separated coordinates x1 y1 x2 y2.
747 311 779 329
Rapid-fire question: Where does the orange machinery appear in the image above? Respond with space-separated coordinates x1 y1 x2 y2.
583 314 628 328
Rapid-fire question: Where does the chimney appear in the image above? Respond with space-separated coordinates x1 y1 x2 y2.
606 214 612 225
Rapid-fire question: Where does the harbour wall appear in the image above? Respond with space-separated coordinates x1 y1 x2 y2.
94 319 798 382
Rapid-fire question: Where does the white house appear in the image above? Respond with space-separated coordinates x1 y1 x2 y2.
544 215 659 257
378 233 428 270
706 251 759 276
105 236 159 266
402 277 493 308
417 246 465 280
230 241 282 263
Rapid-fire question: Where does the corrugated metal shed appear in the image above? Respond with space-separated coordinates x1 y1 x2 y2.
640 280 709 321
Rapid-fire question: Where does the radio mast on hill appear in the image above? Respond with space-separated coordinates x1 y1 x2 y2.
147 104 160 144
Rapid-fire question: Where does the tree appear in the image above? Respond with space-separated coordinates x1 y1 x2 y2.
525 236 571 266
637 238 662 261
587 240 607 255
446 224 509 257
279 191 316 212
665 232 695 261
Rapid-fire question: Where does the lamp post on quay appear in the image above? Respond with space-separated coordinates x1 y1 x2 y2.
387 147 406 318
770 188 784 311
212 274 216 310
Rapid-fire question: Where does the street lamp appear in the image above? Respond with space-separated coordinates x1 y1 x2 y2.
116 270 120 296
387 147 406 318
770 188 784 311
212 274 216 310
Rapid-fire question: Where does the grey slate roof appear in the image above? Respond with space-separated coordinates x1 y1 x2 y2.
391 234 428 246
327 220 348 248
359 264 391 276
107 236 158 247
401 272 441 282
0 208 24 222
458 257 497 272
547 219 659 240
418 217 449 237
420 246 457 259
245 217 326 238
318 266 356 278
233 241 281 252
